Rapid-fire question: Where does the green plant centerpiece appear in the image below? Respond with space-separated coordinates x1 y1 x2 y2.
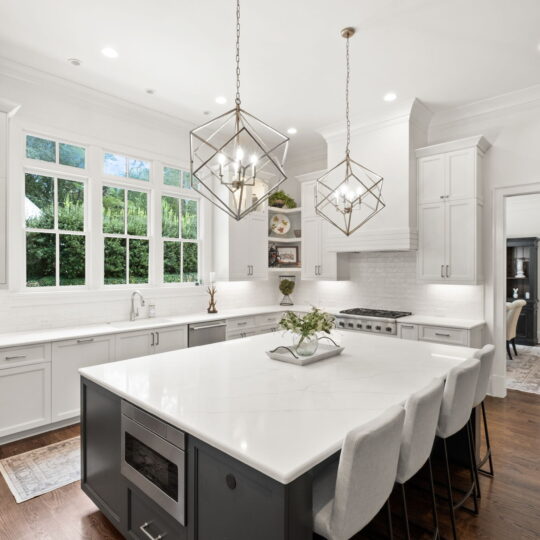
279 278 295 306
269 190 297 209
278 307 335 356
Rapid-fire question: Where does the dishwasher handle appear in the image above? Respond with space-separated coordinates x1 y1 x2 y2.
189 321 227 331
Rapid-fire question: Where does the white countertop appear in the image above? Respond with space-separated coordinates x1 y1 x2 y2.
0 305 311 349
398 315 485 330
80 331 478 484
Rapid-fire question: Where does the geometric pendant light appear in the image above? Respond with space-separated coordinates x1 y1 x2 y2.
315 27 385 236
190 0 289 220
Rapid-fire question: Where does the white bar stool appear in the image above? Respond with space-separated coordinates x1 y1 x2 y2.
435 358 481 540
312 405 405 540
396 378 445 540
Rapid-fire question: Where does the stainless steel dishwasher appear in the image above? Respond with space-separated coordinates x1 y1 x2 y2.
188 320 227 347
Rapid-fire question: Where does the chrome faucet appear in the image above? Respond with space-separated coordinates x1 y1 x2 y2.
130 290 146 321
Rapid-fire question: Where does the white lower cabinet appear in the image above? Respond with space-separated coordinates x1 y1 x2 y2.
0 362 51 438
116 325 187 360
398 323 419 341
52 335 115 422
397 322 483 348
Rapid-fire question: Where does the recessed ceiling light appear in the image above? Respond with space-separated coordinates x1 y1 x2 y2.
67 58 81 66
215 96 227 104
101 47 119 59
383 92 397 102
203 110 211 115
287 127 298 135
146 88 156 95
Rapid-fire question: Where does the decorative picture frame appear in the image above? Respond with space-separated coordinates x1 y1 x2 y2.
276 246 299 265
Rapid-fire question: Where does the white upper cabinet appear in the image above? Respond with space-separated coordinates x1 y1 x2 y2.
416 136 489 284
299 178 348 281
214 208 268 281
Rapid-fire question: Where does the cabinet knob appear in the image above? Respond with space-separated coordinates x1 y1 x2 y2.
226 473 237 490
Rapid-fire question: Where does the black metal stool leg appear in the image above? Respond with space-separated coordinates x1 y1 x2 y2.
428 457 440 540
400 483 411 540
478 401 495 477
512 338 518 355
506 341 512 359
442 438 458 540
386 499 394 540
468 419 481 499
465 421 479 515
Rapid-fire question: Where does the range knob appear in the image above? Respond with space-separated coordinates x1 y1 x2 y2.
366 324 372 330
338 321 345 328
375 325 381 331
347 322 354 328
386 327 392 332
356 323 363 329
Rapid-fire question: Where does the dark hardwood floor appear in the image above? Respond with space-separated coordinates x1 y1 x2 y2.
0 390 538 540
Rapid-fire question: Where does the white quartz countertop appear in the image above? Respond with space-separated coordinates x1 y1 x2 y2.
397 315 485 330
0 305 312 349
80 331 478 484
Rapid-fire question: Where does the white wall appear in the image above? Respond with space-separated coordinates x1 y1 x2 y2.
293 251 484 319
0 65 280 332
506 193 540 238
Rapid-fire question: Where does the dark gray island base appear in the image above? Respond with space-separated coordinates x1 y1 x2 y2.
81 377 318 540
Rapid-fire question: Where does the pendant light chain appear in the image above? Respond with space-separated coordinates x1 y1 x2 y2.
345 34 351 157
235 0 241 106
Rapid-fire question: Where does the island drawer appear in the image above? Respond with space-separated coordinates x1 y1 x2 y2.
0 343 50 369
127 487 187 540
419 325 468 346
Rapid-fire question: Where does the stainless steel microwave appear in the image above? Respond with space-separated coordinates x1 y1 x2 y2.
120 400 186 525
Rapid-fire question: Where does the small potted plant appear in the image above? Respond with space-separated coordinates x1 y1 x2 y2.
278 308 335 356
269 190 297 209
279 278 295 306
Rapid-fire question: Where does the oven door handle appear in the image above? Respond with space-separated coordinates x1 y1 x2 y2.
140 521 166 540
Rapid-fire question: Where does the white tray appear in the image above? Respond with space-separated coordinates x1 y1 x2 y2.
266 342 344 366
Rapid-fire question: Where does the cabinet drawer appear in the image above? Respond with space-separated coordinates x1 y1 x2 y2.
0 343 50 369
419 325 468 346
398 323 418 341
128 488 186 540
255 312 283 327
227 316 255 331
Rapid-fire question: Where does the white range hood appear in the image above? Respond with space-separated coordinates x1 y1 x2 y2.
317 98 431 252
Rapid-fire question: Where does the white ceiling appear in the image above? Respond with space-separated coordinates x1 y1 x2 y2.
1 0 540 160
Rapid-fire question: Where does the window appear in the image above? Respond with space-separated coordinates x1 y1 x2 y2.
103 186 149 284
25 173 86 287
161 195 199 283
26 135 86 168
104 152 150 181
163 166 196 189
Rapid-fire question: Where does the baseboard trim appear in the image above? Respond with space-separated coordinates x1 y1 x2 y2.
489 374 507 398
0 417 79 446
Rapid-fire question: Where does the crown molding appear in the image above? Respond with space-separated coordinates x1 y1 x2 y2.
317 98 432 142
416 135 491 158
430 84 540 129
0 97 21 117
0 56 195 132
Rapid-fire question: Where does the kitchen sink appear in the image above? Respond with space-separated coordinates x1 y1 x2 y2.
108 318 174 329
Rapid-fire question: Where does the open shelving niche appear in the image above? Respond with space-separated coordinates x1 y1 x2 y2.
268 206 302 273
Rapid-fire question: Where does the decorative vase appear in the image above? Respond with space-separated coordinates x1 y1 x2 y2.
280 294 293 306
513 288 519 299
293 334 319 356
515 258 526 278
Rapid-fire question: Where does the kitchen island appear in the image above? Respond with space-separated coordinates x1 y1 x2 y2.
79 331 479 540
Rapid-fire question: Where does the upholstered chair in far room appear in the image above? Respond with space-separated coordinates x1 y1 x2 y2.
506 300 526 358
471 344 496 487
435 358 481 540
395 378 445 540
312 406 405 540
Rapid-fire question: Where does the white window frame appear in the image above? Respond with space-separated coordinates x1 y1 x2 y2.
25 132 87 171
103 150 152 183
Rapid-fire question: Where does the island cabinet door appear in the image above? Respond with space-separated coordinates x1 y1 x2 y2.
52 336 115 422
81 378 126 534
190 438 313 540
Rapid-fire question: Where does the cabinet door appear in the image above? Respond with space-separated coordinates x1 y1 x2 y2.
446 200 476 282
418 155 445 204
116 330 153 361
319 221 338 280
228 217 251 280
154 325 188 354
398 323 418 341
0 362 51 438
301 216 319 280
301 180 317 218
52 336 115 422
446 148 475 201
249 212 269 279
418 203 446 281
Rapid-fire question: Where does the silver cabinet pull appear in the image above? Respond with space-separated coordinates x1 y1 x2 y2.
140 522 166 540
190 322 227 331
151 332 155 347
4 354 26 360
318 265 322 276
400 324 415 329
237 321 247 326
435 332 451 337
77 338 94 344
441 265 444 278
446 265 450 278
156 331 159 346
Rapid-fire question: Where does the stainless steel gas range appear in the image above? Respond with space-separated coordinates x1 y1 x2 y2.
335 308 412 336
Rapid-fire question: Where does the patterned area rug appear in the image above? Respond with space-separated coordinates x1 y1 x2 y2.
0 436 80 503
506 345 540 395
